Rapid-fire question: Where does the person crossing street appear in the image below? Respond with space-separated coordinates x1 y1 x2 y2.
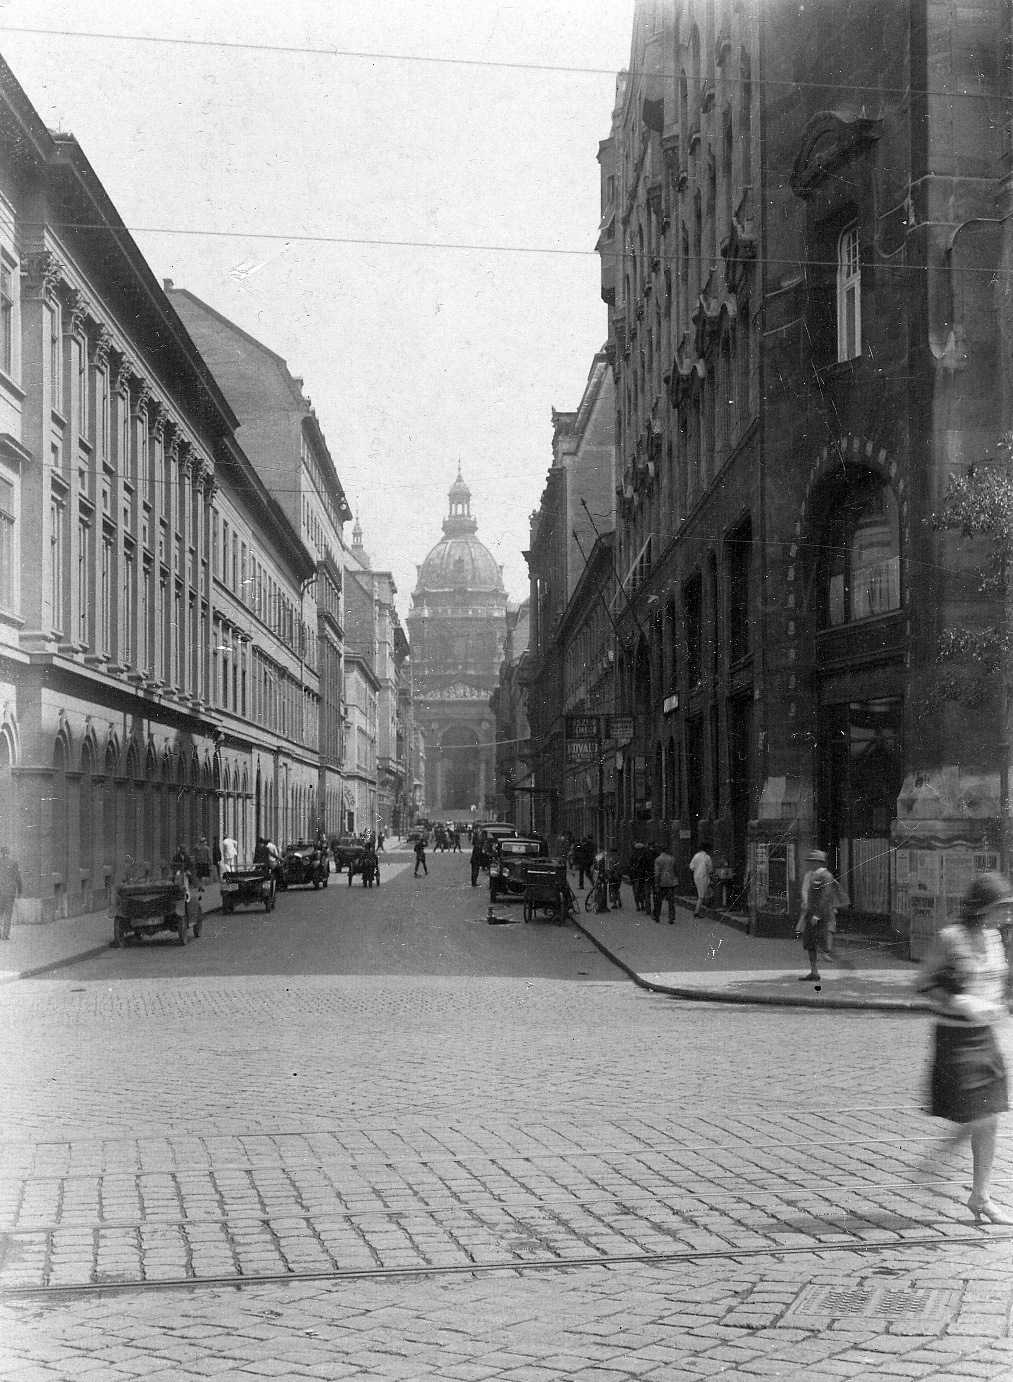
414 834 428 877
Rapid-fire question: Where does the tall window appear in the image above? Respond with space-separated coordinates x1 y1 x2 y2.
122 548 134 665
77 516 91 644
837 223 861 362
684 572 703 687
77 338 88 437
0 474 13 611
48 302 62 413
101 535 113 654
143 563 153 671
0 259 14 377
97 368 110 463
727 518 752 663
823 474 901 627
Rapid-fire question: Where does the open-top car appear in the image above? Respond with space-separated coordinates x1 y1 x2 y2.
489 835 549 902
277 842 329 890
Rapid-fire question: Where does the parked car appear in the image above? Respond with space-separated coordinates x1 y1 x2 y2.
277 842 329 890
489 836 549 902
474 822 518 871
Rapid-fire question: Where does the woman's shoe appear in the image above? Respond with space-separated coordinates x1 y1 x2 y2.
967 1193 1013 1225
798 971 820 981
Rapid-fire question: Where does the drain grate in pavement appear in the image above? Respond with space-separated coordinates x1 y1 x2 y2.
781 1284 959 1324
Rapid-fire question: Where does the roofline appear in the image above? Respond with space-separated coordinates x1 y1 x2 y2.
218 433 316 585
41 135 241 437
166 285 353 523
556 530 615 643
343 650 381 689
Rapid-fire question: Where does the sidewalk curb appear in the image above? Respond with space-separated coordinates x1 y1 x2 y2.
2 899 226 985
571 915 931 1014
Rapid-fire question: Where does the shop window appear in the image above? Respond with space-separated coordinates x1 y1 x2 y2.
822 474 900 627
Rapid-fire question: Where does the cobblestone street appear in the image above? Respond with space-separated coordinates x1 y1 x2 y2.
2 854 1012 1378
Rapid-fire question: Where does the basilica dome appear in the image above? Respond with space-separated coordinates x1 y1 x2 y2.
415 470 505 594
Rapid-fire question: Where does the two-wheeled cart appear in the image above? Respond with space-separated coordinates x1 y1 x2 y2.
522 858 574 926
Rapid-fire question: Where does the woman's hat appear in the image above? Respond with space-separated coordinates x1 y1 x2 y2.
963 872 1013 915
807 849 828 864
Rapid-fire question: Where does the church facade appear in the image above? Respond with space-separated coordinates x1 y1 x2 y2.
408 473 506 817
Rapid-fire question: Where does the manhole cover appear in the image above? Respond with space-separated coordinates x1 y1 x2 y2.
781 1284 958 1324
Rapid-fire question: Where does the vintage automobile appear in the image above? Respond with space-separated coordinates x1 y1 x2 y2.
331 835 365 872
474 822 518 871
220 866 276 913
277 842 329 890
488 835 548 902
111 873 203 947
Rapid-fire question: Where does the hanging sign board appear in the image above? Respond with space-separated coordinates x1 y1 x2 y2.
605 715 634 745
565 714 601 765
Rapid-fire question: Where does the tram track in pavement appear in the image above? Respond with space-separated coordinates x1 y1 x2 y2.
3 1228 1011 1300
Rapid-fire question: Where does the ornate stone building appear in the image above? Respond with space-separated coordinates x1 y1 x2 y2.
408 472 506 816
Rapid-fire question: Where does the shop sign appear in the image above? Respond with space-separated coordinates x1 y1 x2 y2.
605 715 634 745
566 739 599 764
566 715 600 741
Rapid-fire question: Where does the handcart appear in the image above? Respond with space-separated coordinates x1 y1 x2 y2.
522 858 574 926
111 875 203 948
220 866 276 914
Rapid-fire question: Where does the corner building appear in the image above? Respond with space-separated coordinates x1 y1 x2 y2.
408 473 505 817
600 0 1012 945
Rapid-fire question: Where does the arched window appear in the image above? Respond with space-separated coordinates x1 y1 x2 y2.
822 474 900 627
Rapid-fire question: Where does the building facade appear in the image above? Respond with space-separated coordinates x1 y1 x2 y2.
756 0 1011 943
408 472 506 818
491 599 531 827
524 354 617 840
588 0 1012 943
0 58 323 919
166 288 353 838
345 521 411 837
342 651 378 834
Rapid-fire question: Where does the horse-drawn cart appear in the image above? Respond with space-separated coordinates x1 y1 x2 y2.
522 858 574 926
111 876 203 948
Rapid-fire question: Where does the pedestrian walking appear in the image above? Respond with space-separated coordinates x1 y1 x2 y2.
414 835 428 877
221 833 238 873
212 835 222 880
652 844 677 924
0 844 23 941
578 836 596 890
193 836 212 886
470 833 482 886
451 829 461 853
689 846 713 917
172 842 193 877
377 828 386 852
795 849 848 981
915 872 1013 1224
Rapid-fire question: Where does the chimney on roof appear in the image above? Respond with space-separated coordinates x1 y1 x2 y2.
163 278 174 291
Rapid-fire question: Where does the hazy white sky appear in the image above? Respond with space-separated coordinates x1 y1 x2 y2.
0 1 634 615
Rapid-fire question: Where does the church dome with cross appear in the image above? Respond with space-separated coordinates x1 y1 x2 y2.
408 469 507 815
415 469 505 595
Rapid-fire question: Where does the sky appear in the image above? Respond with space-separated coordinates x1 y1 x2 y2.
0 0 635 617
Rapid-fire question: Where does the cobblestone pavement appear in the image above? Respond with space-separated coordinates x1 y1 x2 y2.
2 856 1012 1378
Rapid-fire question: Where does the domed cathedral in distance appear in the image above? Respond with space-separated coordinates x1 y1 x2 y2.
408 469 507 817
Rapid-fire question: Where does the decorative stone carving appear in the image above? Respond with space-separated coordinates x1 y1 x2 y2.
91 325 114 371
150 402 168 442
21 250 63 300
790 110 883 200
134 378 154 414
65 288 88 337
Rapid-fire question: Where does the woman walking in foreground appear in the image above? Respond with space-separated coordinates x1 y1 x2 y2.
917 872 1013 1224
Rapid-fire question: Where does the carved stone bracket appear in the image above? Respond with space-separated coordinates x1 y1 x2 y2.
134 377 154 415
21 249 64 301
150 402 168 443
91 325 114 372
65 288 88 337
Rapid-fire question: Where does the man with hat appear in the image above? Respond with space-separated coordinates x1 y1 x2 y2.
796 848 849 981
